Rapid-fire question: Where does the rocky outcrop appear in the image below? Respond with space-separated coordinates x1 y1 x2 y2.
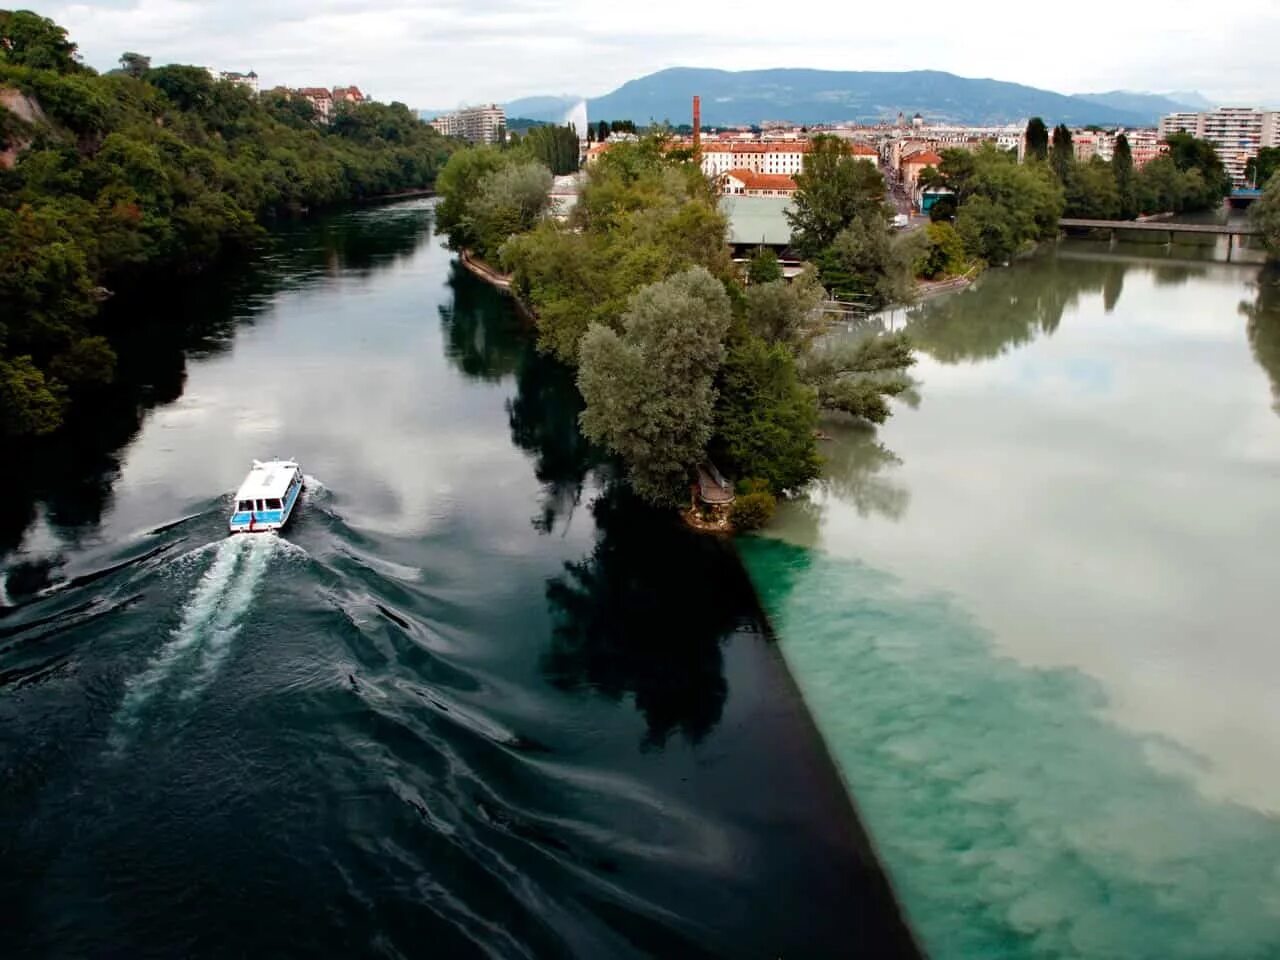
0 87 46 169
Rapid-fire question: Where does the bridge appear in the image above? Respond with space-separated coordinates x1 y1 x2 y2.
1058 218 1261 260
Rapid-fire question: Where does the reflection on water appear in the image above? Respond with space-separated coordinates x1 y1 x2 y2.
1240 264 1280 413
756 243 1280 959
2 200 919 958
545 485 748 747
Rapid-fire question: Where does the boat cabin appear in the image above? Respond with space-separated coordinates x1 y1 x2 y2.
229 459 303 533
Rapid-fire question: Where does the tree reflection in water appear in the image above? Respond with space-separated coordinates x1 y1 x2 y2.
437 262 605 534
817 420 910 521
544 486 767 748
1240 264 1280 415
906 254 1130 363
1 204 435 581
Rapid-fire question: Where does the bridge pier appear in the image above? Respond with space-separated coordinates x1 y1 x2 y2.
1226 233 1233 262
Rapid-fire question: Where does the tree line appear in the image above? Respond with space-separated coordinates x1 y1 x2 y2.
0 10 456 438
436 135 919 526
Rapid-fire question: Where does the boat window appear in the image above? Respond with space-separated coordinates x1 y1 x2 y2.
256 500 265 512
237 500 254 512
265 498 282 510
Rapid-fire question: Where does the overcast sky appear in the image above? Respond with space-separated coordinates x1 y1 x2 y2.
33 0 1280 110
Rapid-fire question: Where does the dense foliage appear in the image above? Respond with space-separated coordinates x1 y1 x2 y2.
1245 148 1280 191
928 144 1064 264
510 123 580 175
0 11 455 437
438 134 920 513
1254 172 1280 258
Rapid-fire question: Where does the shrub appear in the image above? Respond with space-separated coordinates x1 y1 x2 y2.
730 489 776 531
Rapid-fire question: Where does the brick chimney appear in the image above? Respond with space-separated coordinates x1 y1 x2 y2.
692 95 701 159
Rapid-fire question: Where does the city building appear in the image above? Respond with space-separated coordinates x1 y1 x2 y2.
900 149 943 188
332 86 366 104
719 169 798 198
296 88 334 122
430 105 506 144
700 142 811 178
218 70 259 94
1159 107 1280 185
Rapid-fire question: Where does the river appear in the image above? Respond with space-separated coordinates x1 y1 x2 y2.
743 241 1280 958
0 201 917 958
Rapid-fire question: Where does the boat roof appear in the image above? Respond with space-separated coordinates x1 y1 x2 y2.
234 459 299 500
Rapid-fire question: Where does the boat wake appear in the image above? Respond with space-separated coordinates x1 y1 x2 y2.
111 535 285 747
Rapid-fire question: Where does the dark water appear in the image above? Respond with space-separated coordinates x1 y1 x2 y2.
1 201 917 958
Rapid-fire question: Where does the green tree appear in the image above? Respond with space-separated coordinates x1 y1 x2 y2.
434 147 509 251
118 51 150 78
1163 131 1232 205
597 119 609 143
816 210 920 307
469 160 551 259
0 353 65 436
743 272 823 348
787 134 887 257
729 487 777 531
746 246 782 284
1025 117 1049 162
1064 157 1121 219
577 267 731 505
1245 148 1280 190
1253 172 1280 258
798 332 916 423
0 10 79 72
915 221 968 279
713 336 820 493
1112 133 1137 219
1050 124 1074 181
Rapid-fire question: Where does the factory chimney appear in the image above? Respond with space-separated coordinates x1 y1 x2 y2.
692 95 701 159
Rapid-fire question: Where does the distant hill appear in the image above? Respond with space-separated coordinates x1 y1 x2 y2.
570 68 1157 128
1073 90 1209 124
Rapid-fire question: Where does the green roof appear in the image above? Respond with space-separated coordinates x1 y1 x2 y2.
720 196 795 247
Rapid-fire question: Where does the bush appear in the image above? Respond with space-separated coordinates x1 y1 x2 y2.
730 489 776 531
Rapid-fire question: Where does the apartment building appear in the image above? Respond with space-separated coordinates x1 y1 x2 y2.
431 105 506 144
1159 107 1280 185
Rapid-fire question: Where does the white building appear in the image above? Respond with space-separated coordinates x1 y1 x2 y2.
700 143 812 178
431 105 506 144
218 71 259 94
1159 107 1280 185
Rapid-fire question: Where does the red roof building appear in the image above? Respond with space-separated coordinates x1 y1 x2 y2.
720 168 798 197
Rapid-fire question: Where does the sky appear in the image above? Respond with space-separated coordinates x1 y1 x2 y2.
32 0 1280 110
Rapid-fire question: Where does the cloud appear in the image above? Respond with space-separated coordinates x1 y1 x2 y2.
34 0 1280 109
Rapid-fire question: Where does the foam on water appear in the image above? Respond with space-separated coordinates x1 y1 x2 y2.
741 536 1280 960
112 535 286 741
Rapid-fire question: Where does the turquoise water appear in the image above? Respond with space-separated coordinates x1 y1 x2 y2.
742 247 1280 958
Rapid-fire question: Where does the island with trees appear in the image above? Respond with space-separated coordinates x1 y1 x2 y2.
437 134 923 529
0 10 455 438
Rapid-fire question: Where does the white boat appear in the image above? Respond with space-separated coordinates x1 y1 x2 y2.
229 459 304 534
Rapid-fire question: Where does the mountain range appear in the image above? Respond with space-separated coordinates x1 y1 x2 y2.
481 68 1210 128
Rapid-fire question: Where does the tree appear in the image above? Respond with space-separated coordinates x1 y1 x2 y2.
746 247 782 284
118 51 150 78
0 10 80 72
0 353 65 436
1245 148 1280 190
1253 172 1280 258
743 271 824 349
1050 124 1074 181
1163 131 1232 205
468 160 552 260
915 221 967 279
1064 158 1121 219
1112 133 1137 219
798 332 916 423
434 147 509 251
816 211 919 307
1025 117 1049 162
713 336 820 493
597 119 609 143
945 145 1064 263
787 134 887 257
577 267 731 505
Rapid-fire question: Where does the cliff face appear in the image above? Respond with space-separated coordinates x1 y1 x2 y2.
0 87 45 169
